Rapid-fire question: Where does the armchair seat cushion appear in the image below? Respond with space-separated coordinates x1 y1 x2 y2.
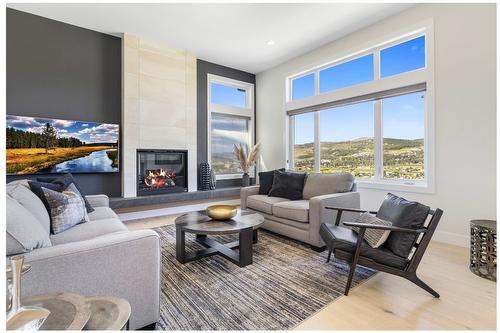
319 223 409 269
50 218 127 245
246 195 290 215
273 200 309 223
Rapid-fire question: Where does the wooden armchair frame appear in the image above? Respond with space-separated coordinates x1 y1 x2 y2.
325 206 444 297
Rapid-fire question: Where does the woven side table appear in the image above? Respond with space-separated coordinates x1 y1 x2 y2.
470 219 496 281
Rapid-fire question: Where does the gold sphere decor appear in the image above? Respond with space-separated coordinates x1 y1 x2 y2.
206 205 237 220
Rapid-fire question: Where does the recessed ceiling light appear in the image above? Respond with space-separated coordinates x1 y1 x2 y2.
266 40 275 46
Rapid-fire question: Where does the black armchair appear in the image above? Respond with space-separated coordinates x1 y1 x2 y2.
320 201 443 297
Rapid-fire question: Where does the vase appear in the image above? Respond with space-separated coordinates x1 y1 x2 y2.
242 173 250 187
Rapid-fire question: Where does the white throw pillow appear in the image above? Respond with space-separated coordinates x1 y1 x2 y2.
351 212 392 248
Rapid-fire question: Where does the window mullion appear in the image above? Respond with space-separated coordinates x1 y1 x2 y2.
374 100 383 180
314 111 320 173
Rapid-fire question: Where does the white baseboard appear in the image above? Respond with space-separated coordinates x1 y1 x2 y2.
432 230 469 248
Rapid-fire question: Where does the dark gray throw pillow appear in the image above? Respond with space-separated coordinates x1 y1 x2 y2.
268 170 307 200
258 168 285 195
376 193 430 258
28 181 64 221
37 173 94 213
42 183 90 234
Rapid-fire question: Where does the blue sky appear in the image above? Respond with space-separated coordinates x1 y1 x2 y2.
293 36 425 144
212 83 246 108
6 115 119 144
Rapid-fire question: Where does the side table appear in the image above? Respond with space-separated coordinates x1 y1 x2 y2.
470 219 497 281
22 293 131 330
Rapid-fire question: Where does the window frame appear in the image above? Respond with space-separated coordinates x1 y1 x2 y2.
207 74 255 180
285 21 435 193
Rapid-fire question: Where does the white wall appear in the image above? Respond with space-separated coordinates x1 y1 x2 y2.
256 3 496 247
122 34 197 197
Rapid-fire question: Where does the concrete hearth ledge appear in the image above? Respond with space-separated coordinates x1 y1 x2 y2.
110 187 241 209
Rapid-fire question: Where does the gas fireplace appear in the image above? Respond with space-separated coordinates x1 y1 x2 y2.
137 149 188 196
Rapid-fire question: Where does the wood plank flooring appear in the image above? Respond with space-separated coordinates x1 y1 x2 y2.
122 204 496 330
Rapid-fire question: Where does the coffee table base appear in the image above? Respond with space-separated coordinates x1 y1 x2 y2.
176 227 258 267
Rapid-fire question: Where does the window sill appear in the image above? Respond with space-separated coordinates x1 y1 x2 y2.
356 180 434 194
216 173 255 180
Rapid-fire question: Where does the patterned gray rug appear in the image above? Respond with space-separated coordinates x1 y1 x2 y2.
154 225 375 330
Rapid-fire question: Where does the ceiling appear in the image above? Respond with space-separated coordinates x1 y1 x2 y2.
7 3 414 74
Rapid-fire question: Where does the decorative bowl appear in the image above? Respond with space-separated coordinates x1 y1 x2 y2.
206 205 237 220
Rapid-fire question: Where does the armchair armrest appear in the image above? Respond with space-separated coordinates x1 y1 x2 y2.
325 206 378 226
240 185 260 210
86 194 109 208
343 221 427 234
23 230 160 329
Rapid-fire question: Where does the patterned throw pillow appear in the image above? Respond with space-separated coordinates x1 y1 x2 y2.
351 212 392 248
42 183 90 234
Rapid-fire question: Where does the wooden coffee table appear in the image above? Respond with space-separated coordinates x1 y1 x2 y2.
175 210 264 267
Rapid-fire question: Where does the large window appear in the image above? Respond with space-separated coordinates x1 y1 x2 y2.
208 74 254 179
287 26 433 191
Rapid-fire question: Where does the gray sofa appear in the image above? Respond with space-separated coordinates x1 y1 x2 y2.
6 180 160 330
241 172 360 248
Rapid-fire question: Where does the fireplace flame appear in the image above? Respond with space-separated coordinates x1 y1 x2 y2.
144 169 176 188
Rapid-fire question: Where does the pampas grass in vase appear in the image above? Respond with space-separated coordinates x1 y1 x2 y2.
233 142 261 187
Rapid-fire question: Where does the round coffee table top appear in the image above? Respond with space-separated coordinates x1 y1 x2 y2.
83 296 131 330
470 219 496 230
22 293 91 330
175 209 264 235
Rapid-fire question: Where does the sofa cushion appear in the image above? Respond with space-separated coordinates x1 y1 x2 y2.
7 181 51 232
319 223 408 269
247 195 290 215
258 168 285 195
6 196 52 255
377 193 430 258
37 173 94 213
268 170 307 200
50 218 127 245
303 172 355 200
42 183 90 234
88 207 119 221
273 200 309 223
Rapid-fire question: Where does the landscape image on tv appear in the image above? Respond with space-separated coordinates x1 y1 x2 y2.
7 115 119 174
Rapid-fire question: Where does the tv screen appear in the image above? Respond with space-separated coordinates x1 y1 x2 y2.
6 115 119 175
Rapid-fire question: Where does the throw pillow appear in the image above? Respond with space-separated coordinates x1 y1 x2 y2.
7 196 52 255
37 173 94 213
376 193 430 258
28 181 64 221
268 170 307 200
351 212 392 248
42 183 90 234
258 168 285 195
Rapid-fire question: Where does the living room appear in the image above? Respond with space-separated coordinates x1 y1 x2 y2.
4 1 497 331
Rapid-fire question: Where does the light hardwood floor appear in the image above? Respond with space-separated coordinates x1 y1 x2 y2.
124 208 497 330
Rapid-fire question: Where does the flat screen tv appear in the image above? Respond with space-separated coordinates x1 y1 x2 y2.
6 115 119 175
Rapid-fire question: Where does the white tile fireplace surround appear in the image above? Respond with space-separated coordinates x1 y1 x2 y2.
122 34 197 197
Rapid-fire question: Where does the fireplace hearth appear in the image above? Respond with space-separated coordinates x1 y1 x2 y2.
137 149 188 196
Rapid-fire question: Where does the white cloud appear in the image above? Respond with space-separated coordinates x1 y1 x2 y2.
52 119 75 128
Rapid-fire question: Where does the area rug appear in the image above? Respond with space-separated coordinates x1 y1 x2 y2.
154 225 375 330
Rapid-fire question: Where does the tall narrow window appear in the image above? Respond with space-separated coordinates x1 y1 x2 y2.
320 102 375 177
210 114 250 175
292 112 315 172
382 91 425 180
208 74 254 179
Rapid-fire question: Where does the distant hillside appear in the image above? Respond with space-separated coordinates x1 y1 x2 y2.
294 137 424 179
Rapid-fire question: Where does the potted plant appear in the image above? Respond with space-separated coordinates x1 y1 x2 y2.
233 143 261 187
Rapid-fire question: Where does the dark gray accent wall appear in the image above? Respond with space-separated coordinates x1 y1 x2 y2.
6 8 122 197
197 60 256 189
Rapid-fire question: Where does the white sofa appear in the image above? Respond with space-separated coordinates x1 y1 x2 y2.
6 179 160 329
241 172 360 249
